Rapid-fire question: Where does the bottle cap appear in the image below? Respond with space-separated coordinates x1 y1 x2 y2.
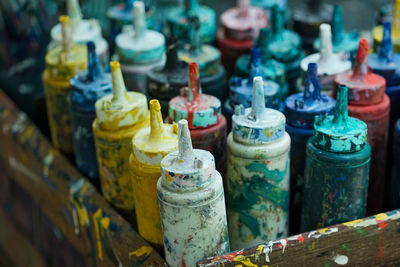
313 85 367 153
267 5 302 63
334 38 386 105
45 15 87 80
230 48 280 108
220 0 268 41
232 76 286 145
160 119 216 192
50 0 106 54
147 36 188 100
178 15 221 77
169 62 221 129
95 61 148 130
70 42 112 112
313 5 359 54
115 1 165 64
132 99 179 165
301 24 351 76
369 22 400 87
285 63 335 128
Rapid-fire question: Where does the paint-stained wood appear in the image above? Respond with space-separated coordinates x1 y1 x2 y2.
0 90 166 266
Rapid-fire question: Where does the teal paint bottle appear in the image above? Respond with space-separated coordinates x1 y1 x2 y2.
227 76 290 250
178 15 226 101
300 85 371 232
114 1 165 93
167 0 216 45
235 27 289 100
267 5 304 94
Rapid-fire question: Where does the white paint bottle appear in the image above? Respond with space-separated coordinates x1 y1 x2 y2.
157 120 229 267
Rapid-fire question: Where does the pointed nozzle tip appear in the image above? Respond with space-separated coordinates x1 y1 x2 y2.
134 0 145 11
307 63 318 76
189 62 199 76
177 119 193 151
356 38 369 59
337 84 348 95
333 4 342 13
253 76 263 88
110 61 121 72
87 41 96 53
149 99 161 112
178 119 189 130
320 23 331 34
383 21 392 32
251 48 261 59
59 15 70 24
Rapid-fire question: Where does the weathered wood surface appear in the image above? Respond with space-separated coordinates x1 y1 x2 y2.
0 90 167 266
198 211 400 266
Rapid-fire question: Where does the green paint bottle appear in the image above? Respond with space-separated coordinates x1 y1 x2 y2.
300 85 371 232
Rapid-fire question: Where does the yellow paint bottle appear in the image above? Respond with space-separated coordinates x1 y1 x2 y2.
372 0 400 52
93 61 149 217
130 99 178 249
42 15 86 155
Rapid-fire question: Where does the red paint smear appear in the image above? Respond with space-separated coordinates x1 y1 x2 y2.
182 257 186 267
377 231 384 259
185 62 201 128
221 250 244 261
297 236 304 244
352 38 369 78
378 222 388 229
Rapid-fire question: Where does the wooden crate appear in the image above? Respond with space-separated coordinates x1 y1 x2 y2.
1 89 400 267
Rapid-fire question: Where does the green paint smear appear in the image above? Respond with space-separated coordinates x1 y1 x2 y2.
342 243 351 252
246 161 287 184
357 228 365 235
324 263 330 267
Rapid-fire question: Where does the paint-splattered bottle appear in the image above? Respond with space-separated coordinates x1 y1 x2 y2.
285 62 335 234
224 48 283 128
42 16 87 156
70 42 112 187
335 38 390 215
227 76 290 250
168 0 216 45
313 5 359 60
388 118 400 209
267 5 304 94
130 99 178 250
168 62 227 180
178 15 226 101
301 24 351 94
49 0 109 63
217 0 268 77
372 0 400 52
147 36 187 117
235 27 288 99
114 1 165 93
93 61 149 219
157 119 229 267
300 85 371 232
292 0 332 51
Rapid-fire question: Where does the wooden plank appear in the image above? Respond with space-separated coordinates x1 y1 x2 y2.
198 211 400 266
0 90 167 266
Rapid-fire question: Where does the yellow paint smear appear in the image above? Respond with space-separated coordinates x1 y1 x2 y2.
375 213 387 221
100 217 110 229
93 209 103 260
129 246 153 257
343 219 363 226
233 255 257 267
318 228 329 234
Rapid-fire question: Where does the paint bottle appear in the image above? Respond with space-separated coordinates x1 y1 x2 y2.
292 0 332 51
107 0 155 48
335 38 390 215
267 5 304 94
93 61 149 219
300 85 371 232
224 48 283 128
42 16 87 156
130 99 178 250
179 15 226 101
147 37 187 117
235 27 288 100
301 24 351 94
285 62 335 235
168 62 227 180
217 0 268 77
369 22 400 141
167 0 216 45
372 0 400 52
313 5 359 60
114 1 165 93
69 42 112 188
227 76 290 250
157 119 229 267
49 0 109 63
388 118 400 210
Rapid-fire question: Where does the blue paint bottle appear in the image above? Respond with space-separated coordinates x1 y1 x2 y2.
300 85 371 232
284 63 335 234
70 42 112 187
235 27 289 100
224 47 283 127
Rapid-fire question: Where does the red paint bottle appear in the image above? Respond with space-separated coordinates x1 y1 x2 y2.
217 0 268 78
334 39 390 215
168 62 227 180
